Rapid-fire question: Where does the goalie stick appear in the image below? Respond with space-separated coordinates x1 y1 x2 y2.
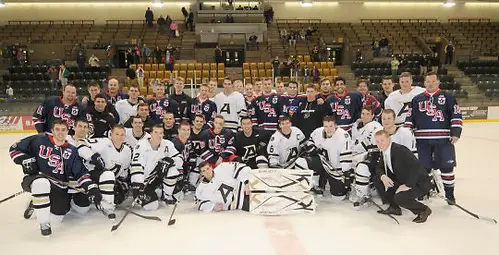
0 190 25 204
431 171 497 224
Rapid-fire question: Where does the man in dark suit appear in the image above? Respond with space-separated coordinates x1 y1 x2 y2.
374 130 432 223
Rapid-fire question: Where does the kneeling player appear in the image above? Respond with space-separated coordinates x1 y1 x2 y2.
76 125 134 212
267 116 308 169
130 124 184 210
9 120 102 236
235 116 271 169
350 105 383 206
196 161 251 212
306 116 352 200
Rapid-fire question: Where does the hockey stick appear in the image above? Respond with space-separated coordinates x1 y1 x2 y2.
167 203 178 226
0 191 25 204
115 204 162 222
111 210 130 232
366 197 400 225
431 172 497 224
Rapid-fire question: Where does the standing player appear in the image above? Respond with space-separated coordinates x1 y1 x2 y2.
125 115 151 148
131 125 184 209
124 102 155 133
213 77 247 132
267 116 308 169
404 72 462 203
349 105 383 206
162 111 178 140
279 81 304 125
196 161 251 212
357 79 382 119
187 83 217 129
252 77 281 131
33 84 91 134
76 125 133 210
325 77 363 132
115 85 141 124
385 72 425 126
381 109 417 156
296 84 327 138
9 120 102 236
171 121 197 192
377 76 394 109
105 78 129 105
306 116 352 199
187 114 207 188
234 116 270 169
148 83 180 124
199 115 238 167
170 77 192 122
88 94 117 138
207 78 218 99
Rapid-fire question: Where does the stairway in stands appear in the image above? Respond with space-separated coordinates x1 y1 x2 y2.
180 31 196 60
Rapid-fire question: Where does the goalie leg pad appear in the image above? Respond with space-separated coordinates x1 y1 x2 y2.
249 168 313 192
249 191 316 215
294 157 309 170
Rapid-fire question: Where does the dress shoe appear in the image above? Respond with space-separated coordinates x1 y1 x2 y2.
413 207 432 223
377 206 402 216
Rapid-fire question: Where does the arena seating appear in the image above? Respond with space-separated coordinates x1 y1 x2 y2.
129 62 225 87
242 60 335 83
458 60 499 97
0 20 94 44
445 20 499 57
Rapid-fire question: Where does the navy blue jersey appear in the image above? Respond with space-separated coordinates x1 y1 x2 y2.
199 128 236 163
104 91 129 105
404 89 463 143
187 97 217 129
234 128 271 166
252 93 282 131
9 134 94 190
33 96 92 134
190 128 205 157
325 92 363 132
147 96 180 124
171 136 196 173
171 92 192 123
279 94 305 125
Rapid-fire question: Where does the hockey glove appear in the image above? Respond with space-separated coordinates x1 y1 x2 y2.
343 169 355 190
87 187 103 206
90 153 106 171
158 157 175 170
131 183 145 199
22 157 39 175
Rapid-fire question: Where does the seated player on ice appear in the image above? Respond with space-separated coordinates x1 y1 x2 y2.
199 115 239 167
306 116 352 200
267 116 308 169
9 119 103 236
196 161 251 212
349 105 383 206
76 124 134 211
234 116 271 169
130 124 184 210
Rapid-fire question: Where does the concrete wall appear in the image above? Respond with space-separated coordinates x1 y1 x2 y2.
0 2 498 24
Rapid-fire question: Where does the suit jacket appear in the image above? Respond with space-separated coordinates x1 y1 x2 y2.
376 142 430 191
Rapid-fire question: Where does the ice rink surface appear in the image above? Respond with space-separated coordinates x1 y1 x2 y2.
1 122 498 255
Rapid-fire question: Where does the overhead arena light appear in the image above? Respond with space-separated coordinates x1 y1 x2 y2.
444 0 456 7
300 0 313 7
152 0 164 8
0 0 5 8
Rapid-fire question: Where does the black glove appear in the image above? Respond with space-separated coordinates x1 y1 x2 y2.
131 183 145 199
343 169 355 190
90 153 106 171
22 158 39 175
87 187 102 206
159 157 175 168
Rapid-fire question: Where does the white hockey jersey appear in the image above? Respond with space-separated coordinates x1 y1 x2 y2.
130 139 183 195
77 137 133 179
384 86 425 125
308 127 353 173
213 91 247 132
115 99 138 124
389 127 418 157
267 127 306 167
196 162 251 212
351 121 383 155
125 128 151 149
66 135 85 148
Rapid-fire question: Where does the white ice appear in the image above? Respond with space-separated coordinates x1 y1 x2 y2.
1 123 498 255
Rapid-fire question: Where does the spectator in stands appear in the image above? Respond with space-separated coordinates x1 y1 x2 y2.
141 44 151 64
58 64 69 87
312 65 320 83
272 57 280 79
378 76 394 109
215 45 223 64
88 54 100 67
158 15 166 33
288 33 296 47
249 34 259 50
356 49 363 62
234 80 244 94
372 39 379 58
312 46 320 62
445 42 454 65
292 58 300 80
305 26 314 41
379 36 389 57
165 15 173 34
154 46 162 64
48 66 58 89
431 52 439 73
77 51 86 72
165 49 174 71
391 55 400 78
264 7 274 24
170 20 179 38
181 7 189 21
225 14 235 23
106 43 116 67
6 85 13 98
280 29 288 44
228 0 234 9
136 66 144 88
302 66 309 84
186 10 194 32
126 48 134 66
145 7 154 28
